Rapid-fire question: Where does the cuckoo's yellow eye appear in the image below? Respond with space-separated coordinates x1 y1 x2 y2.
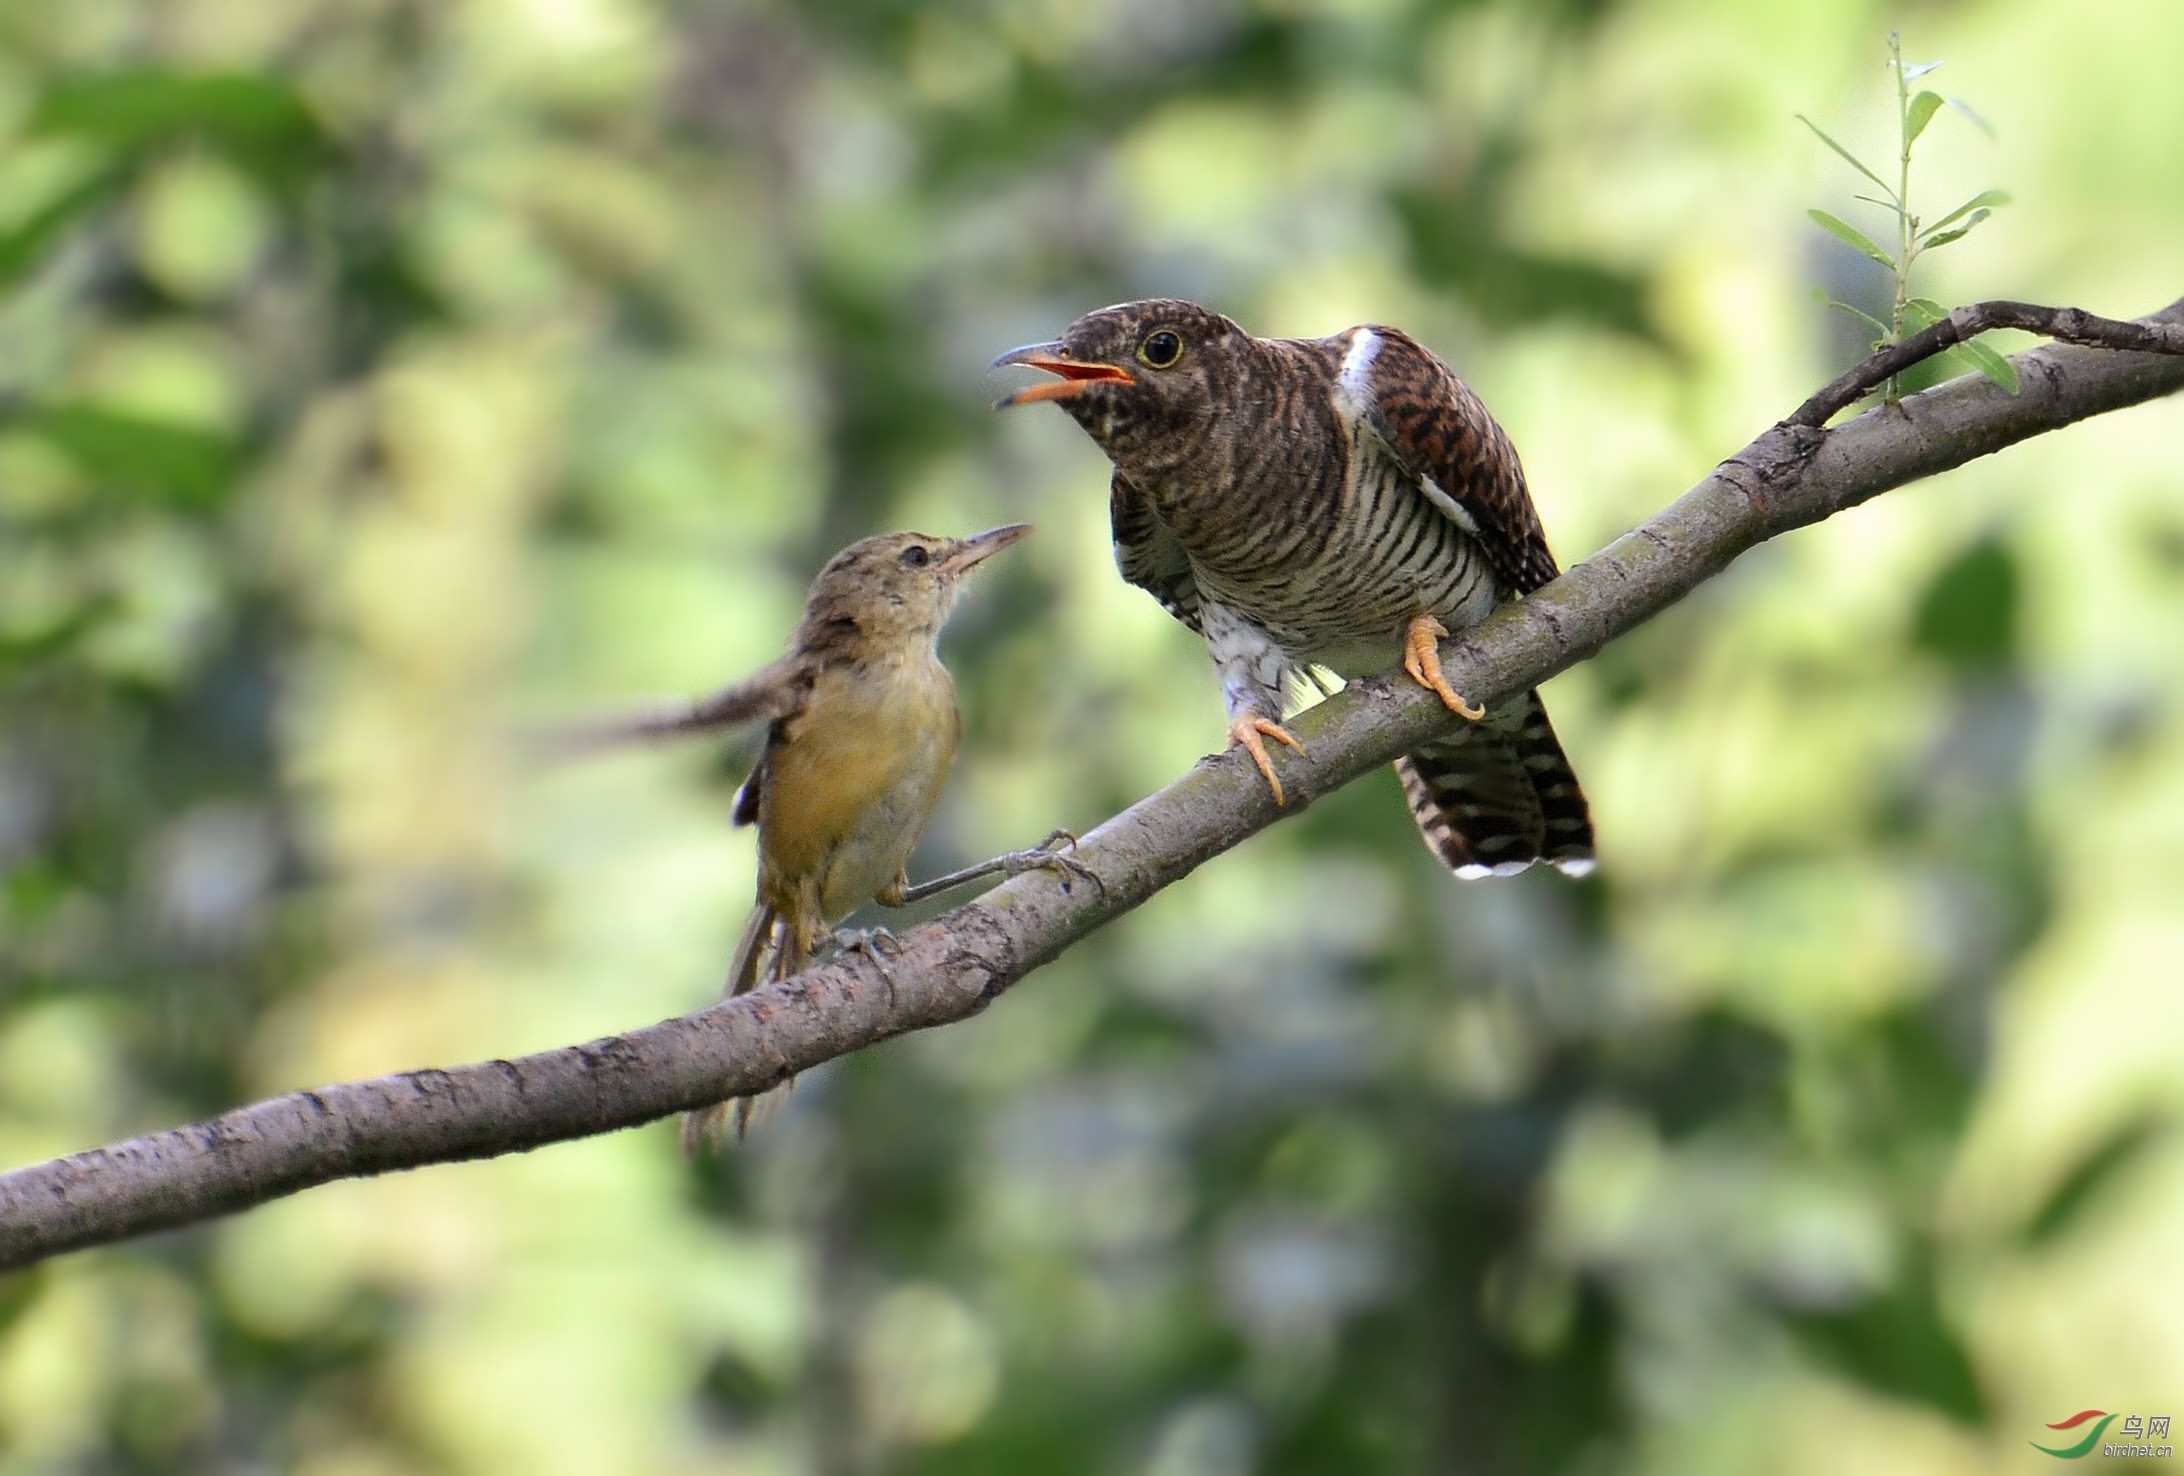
1138 329 1183 370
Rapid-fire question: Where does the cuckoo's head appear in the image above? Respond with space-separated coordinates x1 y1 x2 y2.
797 524 1032 654
991 299 1250 462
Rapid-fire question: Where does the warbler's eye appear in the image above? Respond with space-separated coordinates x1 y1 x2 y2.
1138 329 1183 370
899 544 931 568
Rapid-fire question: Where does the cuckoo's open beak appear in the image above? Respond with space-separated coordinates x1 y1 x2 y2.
939 522 1033 577
990 341 1135 408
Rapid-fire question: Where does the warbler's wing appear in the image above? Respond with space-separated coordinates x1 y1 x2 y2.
519 654 814 766
1349 325 1560 596
1111 470 1203 632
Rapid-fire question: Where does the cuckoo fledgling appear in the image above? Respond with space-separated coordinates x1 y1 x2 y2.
994 300 1592 877
539 525 1069 1146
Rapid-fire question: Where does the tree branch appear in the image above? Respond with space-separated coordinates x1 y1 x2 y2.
1788 298 2184 427
5 295 2182 1272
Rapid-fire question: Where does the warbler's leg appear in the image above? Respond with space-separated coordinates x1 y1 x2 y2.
821 924 903 966
1227 712 1305 807
1402 614 1485 721
785 895 822 974
821 924 905 1008
890 829 1102 904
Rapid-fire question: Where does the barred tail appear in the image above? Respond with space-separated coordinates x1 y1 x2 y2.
1394 688 1593 878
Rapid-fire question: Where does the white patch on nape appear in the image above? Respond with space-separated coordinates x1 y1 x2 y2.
1335 327 1382 416
1415 471 1480 534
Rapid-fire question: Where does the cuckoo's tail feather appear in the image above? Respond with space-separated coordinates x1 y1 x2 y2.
1394 688 1593 878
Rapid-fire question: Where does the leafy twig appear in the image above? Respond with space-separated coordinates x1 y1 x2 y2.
1801 33 2013 400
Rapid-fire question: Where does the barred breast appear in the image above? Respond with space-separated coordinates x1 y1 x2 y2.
1173 367 1503 672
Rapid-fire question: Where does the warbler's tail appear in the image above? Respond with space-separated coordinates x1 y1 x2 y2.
680 902 783 1156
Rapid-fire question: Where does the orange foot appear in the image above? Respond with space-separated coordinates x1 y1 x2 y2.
1228 713 1304 807
1403 615 1485 721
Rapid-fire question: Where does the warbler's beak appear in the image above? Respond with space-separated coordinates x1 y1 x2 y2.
940 522 1033 576
990 340 1135 408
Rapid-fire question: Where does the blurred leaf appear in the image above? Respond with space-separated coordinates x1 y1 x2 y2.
7 406 243 509
1911 536 2019 670
2021 1117 2166 1247
1955 338 2020 394
1828 1011 1980 1156
0 168 128 289
0 1267 44 1335
1946 97 1997 138
1785 1254 1985 1424
1905 90 1945 146
1389 187 1657 343
0 598 116 673
29 72 328 188
1632 1013 1791 1137
1902 297 1943 331
1807 210 1896 270
695 1347 788 1424
1796 115 1893 196
1900 59 1944 84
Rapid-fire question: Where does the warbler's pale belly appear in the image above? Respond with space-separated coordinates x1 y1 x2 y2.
757 658 957 924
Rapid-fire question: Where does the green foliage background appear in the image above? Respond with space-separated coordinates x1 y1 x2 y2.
3 1 2182 1472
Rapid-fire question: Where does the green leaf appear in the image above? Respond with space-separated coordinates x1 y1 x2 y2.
1918 211 1991 251
1795 115 1893 196
1807 210 1896 270
5 405 244 509
1955 338 2020 394
1905 90 1945 147
1901 298 1943 332
1826 298 1893 339
1924 189 2010 235
1852 193 1911 220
